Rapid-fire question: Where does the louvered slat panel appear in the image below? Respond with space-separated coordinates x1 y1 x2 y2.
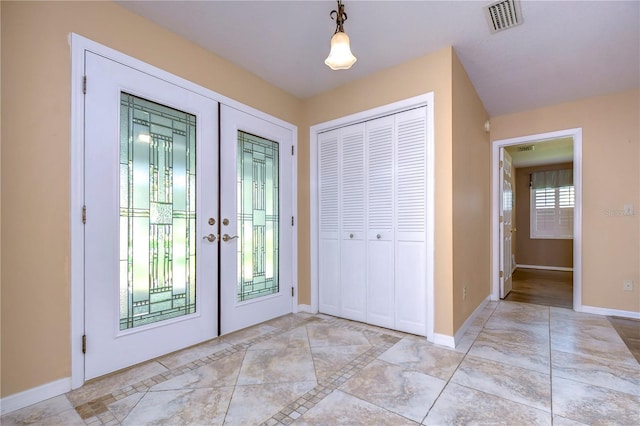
396 115 426 233
367 125 393 230
318 133 339 232
341 127 365 232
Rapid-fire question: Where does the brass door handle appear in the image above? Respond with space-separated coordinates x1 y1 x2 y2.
202 234 217 242
222 234 239 242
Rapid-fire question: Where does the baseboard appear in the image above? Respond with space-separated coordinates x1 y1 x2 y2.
0 377 71 416
454 296 491 346
580 305 640 320
297 304 315 314
432 296 492 349
432 333 455 348
516 264 573 272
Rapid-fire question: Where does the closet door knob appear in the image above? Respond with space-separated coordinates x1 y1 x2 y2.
350 233 354 239
376 234 381 239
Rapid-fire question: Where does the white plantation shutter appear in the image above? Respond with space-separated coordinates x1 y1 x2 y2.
530 169 574 239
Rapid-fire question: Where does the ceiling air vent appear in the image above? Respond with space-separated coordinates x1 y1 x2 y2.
518 145 535 152
485 0 523 34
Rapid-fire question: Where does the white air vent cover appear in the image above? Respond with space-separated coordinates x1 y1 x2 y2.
485 0 523 34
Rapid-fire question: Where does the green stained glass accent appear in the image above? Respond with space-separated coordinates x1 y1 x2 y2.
119 93 197 330
237 131 279 302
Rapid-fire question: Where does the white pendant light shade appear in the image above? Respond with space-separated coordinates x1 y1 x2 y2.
325 31 357 70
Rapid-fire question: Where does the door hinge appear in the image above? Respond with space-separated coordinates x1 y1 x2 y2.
291 286 295 297
82 76 87 95
499 160 503 168
82 205 87 224
499 270 504 278
291 216 294 226
291 145 295 155
82 334 87 354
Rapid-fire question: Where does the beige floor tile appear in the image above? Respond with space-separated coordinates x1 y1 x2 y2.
311 345 372 380
121 387 233 425
106 392 145 423
423 383 551 425
249 325 310 351
551 332 638 367
552 376 640 425
155 338 232 369
306 322 370 347
451 355 551 412
236 347 316 385
224 381 316 425
66 361 168 406
340 359 446 422
469 330 550 374
552 350 640 396
0 396 79 426
220 324 278 346
151 350 245 391
296 390 418 425
378 335 464 380
551 415 590 425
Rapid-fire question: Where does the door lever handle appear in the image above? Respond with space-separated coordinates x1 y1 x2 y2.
202 234 217 242
222 234 239 242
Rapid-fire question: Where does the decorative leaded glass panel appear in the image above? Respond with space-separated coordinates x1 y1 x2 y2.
237 131 279 302
119 93 197 330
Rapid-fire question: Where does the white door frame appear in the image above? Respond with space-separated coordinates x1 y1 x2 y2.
490 128 582 311
309 93 435 342
70 33 297 389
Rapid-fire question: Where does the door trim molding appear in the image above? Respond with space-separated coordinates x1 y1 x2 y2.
490 128 582 311
309 93 435 342
70 33 297 389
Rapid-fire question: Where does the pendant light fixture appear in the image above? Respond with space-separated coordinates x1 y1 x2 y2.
324 0 357 70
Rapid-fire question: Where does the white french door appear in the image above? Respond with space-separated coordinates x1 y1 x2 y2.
219 106 294 335
500 148 514 298
84 52 219 379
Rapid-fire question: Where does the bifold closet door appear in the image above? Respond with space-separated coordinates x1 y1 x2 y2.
366 115 395 329
318 130 340 316
339 124 366 322
394 108 428 335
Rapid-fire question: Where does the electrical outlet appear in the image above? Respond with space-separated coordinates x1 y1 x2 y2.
623 280 633 291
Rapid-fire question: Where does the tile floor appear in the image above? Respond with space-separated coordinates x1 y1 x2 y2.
2 301 639 425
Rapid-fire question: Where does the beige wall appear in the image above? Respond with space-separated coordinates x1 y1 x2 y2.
1 1 301 398
491 90 640 313
301 47 458 335
515 163 574 268
451 52 491 331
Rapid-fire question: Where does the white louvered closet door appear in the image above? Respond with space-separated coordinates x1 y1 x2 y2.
318 129 340 316
395 108 427 335
340 124 367 321
366 115 396 329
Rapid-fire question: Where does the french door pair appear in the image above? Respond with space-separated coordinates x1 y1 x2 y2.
83 52 293 379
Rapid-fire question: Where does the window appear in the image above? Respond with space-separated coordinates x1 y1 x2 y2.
530 169 574 239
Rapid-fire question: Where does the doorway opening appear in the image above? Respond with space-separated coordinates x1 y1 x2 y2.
491 129 582 311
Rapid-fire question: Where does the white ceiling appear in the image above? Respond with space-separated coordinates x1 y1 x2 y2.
116 0 639 116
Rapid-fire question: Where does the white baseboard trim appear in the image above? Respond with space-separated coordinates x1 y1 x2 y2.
454 296 491 346
432 296 492 349
0 377 71 416
580 305 640 319
297 304 315 314
432 333 455 348
516 264 573 272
